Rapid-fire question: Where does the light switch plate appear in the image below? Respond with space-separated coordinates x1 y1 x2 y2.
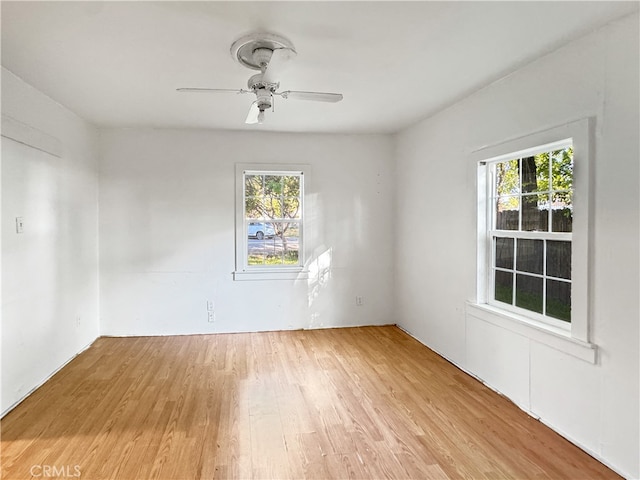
16 217 24 234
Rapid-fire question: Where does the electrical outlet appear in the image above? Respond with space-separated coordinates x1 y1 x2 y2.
356 296 364 306
207 311 215 323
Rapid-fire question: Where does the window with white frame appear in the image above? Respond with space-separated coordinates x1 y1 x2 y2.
488 143 573 326
474 119 592 349
234 164 307 280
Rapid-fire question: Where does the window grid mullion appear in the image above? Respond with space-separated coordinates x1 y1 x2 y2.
491 230 571 241
494 266 571 283
542 239 547 316
512 237 518 306
548 153 553 233
518 158 523 232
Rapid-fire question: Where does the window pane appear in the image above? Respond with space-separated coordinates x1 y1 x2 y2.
547 241 571 280
281 227 300 265
273 221 300 239
247 222 301 266
520 156 547 194
496 196 520 230
516 239 543 274
264 175 283 195
535 152 551 192
495 237 514 270
552 191 573 232
515 274 543 314
266 197 284 218
245 174 263 196
496 159 520 196
245 197 265 219
494 270 513 304
283 196 301 219
284 249 299 265
552 148 573 192
282 175 301 196
546 279 571 322
248 248 265 265
522 194 549 232
247 221 275 239
263 237 285 265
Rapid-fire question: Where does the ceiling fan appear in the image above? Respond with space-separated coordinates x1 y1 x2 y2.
177 32 343 125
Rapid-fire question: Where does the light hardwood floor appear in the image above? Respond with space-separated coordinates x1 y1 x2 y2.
1 326 620 479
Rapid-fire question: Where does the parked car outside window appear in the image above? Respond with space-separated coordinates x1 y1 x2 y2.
248 222 276 240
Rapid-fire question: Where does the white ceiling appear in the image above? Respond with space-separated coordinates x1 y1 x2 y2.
2 1 637 134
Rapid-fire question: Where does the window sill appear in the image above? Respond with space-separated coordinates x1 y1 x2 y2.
233 269 309 281
466 302 597 364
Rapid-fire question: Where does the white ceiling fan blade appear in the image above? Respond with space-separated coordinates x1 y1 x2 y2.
176 88 248 94
262 48 297 84
280 91 343 103
245 102 260 124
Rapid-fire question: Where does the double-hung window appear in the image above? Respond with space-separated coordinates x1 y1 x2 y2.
234 164 307 280
489 143 573 326
474 119 593 357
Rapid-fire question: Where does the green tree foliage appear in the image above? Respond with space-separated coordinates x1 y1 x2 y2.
245 174 301 254
495 147 573 210
496 159 520 210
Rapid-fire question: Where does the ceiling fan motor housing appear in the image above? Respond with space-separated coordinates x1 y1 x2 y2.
247 73 278 92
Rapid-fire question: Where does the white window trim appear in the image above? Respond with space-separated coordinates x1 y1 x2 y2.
233 163 309 281
466 302 596 363
472 118 596 362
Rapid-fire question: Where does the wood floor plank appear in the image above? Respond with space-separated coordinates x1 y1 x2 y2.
1 326 621 479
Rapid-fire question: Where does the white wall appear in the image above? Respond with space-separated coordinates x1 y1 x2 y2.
98 129 395 336
2 11 637 476
1 68 100 414
395 13 639 478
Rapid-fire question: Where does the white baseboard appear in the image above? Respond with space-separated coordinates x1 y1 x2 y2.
1 338 98 418
394 324 630 480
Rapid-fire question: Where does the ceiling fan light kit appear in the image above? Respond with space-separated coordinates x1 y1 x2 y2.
178 32 343 125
